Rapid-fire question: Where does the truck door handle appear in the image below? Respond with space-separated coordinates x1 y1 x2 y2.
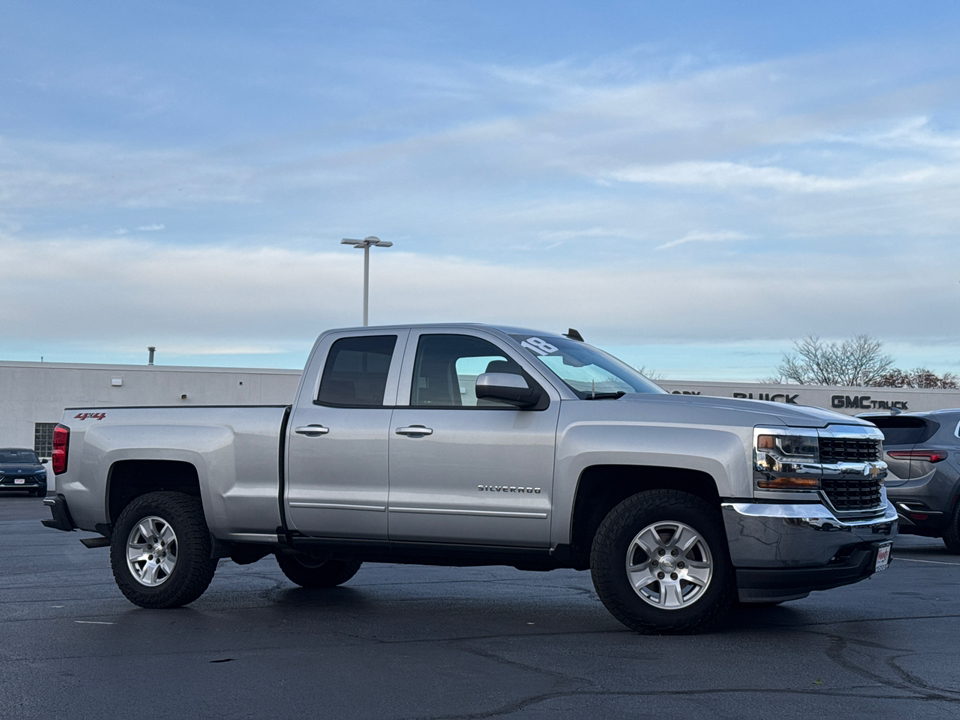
395 425 433 437
295 424 330 437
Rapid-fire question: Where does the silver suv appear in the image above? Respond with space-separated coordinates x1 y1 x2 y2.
863 410 960 553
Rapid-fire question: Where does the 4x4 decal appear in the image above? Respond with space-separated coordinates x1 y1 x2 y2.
74 412 106 421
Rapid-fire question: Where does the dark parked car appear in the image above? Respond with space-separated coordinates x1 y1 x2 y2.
0 448 48 497
863 410 960 553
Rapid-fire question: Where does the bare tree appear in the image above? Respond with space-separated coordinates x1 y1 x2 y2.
871 368 959 389
635 366 665 381
772 335 895 386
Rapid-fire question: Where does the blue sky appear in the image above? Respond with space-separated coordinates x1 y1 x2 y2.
3 1 959 380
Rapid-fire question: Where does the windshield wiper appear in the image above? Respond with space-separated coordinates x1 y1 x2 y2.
584 391 626 400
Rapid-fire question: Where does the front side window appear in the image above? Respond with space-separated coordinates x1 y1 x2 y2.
317 335 397 407
411 334 523 408
510 334 664 399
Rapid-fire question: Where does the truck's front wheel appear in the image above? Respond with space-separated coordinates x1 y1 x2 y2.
590 489 734 634
275 553 362 588
110 492 218 609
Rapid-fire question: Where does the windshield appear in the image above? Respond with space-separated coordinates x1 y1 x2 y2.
0 450 40 464
509 334 665 399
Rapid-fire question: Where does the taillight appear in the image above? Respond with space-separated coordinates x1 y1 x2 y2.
888 450 948 463
52 424 69 475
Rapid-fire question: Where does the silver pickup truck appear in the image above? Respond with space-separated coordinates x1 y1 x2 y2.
44 324 896 633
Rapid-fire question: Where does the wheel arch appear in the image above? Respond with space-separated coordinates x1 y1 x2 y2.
107 460 202 525
565 464 721 570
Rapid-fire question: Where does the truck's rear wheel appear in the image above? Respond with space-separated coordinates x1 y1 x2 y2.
110 492 217 608
275 553 361 588
590 489 734 634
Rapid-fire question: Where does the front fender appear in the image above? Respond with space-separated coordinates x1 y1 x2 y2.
552 421 751 546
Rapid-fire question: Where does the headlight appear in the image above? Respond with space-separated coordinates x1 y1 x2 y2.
756 434 818 462
754 428 821 490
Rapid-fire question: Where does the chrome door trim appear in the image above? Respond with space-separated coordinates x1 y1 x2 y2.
389 506 548 519
288 502 387 512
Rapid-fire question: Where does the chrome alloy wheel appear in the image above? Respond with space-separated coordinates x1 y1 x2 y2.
125 516 178 587
625 520 713 610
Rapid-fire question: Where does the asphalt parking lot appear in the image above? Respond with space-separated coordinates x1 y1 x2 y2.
3 494 960 720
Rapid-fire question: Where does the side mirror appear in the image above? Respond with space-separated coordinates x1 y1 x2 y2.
475 372 541 408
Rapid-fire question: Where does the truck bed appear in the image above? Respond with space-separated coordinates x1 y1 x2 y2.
54 405 290 542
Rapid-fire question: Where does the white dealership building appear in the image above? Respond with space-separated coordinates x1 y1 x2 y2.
3 360 960 459
0 360 300 458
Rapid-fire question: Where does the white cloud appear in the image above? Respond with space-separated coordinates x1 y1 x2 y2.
656 230 750 250
603 160 957 193
827 116 960 152
3 39 960 373
3 47 960 255
2 233 955 355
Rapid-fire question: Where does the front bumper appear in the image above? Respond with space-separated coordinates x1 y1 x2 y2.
0 478 46 492
722 500 898 603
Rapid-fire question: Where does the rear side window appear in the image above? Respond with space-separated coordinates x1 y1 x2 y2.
317 336 397 407
869 417 929 446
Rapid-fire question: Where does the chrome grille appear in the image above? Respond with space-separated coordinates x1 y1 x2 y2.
821 476 883 512
819 437 882 464
819 436 884 513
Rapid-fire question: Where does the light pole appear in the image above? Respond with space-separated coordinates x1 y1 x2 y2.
341 236 393 326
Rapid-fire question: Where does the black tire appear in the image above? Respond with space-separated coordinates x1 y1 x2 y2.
942 501 960 554
110 492 218 609
275 553 361 588
590 489 734 634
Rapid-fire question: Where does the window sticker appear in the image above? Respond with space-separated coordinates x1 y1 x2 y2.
520 337 558 356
